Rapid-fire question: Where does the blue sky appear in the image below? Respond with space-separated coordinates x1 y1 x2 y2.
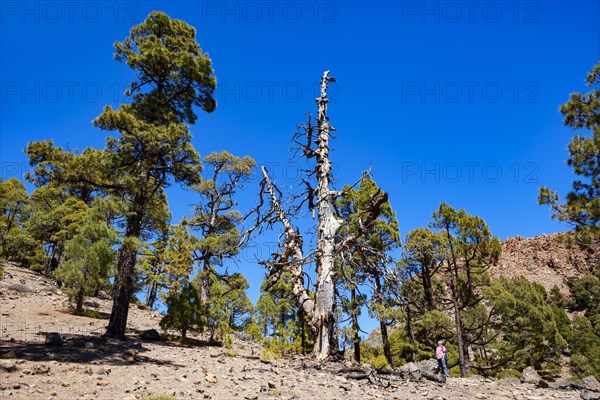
1 1 599 335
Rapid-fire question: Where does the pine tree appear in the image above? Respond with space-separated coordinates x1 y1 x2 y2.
430 203 501 377
0 178 44 268
336 175 401 367
53 206 118 312
539 61 600 249
479 276 567 376
92 11 215 339
189 151 255 303
159 281 205 340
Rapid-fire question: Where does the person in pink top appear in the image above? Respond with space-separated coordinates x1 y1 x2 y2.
435 340 449 377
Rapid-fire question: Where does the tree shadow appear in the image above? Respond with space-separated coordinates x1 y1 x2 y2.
0 332 185 368
127 327 223 349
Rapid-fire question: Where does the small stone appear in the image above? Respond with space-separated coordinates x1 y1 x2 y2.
0 362 17 372
122 350 137 362
2 390 13 397
268 381 276 389
205 373 218 384
85 342 94 349
32 364 50 375
97 380 109 386
60 382 70 387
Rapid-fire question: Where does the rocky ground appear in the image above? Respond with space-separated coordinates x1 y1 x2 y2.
1 263 599 400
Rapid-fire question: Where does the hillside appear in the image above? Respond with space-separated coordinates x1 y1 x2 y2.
1 262 598 400
491 233 597 294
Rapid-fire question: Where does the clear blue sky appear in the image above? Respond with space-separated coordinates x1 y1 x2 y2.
1 1 599 335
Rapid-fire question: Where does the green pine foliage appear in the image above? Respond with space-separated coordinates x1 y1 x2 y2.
479 277 566 376
159 281 205 340
53 209 118 312
564 266 600 379
254 272 313 356
201 272 254 342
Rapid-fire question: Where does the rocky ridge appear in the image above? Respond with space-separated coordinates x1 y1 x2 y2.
491 233 597 295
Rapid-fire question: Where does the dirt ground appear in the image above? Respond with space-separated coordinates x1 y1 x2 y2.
0 263 596 400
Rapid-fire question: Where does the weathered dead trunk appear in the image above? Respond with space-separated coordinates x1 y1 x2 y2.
259 71 376 361
312 70 342 359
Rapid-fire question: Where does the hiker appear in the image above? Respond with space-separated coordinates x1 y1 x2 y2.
435 340 450 377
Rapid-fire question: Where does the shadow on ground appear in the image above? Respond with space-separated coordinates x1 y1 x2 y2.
0 332 191 367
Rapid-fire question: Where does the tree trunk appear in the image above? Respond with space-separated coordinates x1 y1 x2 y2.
422 266 435 311
105 208 143 340
444 226 470 377
312 70 342 360
199 260 211 304
146 279 158 309
405 304 417 362
351 287 361 364
375 275 393 368
448 265 470 376
76 288 84 312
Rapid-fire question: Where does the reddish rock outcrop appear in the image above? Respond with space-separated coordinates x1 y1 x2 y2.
491 233 597 294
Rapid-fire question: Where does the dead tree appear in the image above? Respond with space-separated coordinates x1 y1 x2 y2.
254 71 389 360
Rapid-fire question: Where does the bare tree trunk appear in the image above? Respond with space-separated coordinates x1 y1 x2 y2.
311 71 342 359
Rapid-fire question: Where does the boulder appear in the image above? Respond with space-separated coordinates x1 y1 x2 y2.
45 332 63 346
582 390 600 400
139 329 161 341
399 362 420 374
415 358 438 376
583 376 600 391
521 366 540 385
